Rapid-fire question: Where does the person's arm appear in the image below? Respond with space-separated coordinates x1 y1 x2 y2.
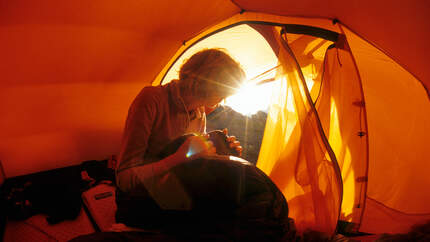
117 90 215 187
128 135 216 181
117 135 216 196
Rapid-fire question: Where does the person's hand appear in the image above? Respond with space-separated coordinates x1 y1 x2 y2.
223 128 243 157
175 135 216 162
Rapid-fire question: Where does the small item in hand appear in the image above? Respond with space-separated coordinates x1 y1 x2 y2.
207 130 240 156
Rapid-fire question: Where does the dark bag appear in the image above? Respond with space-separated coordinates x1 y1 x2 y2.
116 131 290 241
3 166 83 224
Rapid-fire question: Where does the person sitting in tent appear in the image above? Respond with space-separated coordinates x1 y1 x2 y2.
115 48 246 213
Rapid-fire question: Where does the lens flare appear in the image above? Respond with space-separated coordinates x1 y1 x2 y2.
185 136 210 158
225 81 275 115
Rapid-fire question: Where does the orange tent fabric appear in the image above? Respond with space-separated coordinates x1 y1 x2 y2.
257 27 342 234
1 0 429 236
234 0 430 95
2 0 428 176
314 35 368 229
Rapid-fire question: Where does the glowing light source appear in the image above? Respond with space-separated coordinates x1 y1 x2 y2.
160 24 279 116
225 81 276 115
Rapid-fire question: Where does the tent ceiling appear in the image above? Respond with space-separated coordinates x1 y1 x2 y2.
1 0 429 177
1 0 429 92
235 0 430 95
0 0 240 87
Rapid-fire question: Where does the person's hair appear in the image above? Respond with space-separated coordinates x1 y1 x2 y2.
178 48 245 99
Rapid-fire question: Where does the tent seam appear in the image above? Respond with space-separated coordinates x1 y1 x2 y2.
338 25 371 232
229 0 245 13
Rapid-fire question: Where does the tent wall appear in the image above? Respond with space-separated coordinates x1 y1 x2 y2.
3 0 428 177
343 27 430 233
1 0 429 235
0 0 239 177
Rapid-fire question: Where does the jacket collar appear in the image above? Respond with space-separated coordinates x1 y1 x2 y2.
167 80 187 113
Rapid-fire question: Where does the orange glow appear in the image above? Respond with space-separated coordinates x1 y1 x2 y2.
162 24 278 115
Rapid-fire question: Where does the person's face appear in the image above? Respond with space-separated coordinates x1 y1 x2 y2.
203 96 224 108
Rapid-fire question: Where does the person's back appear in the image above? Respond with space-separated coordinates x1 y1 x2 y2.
117 82 203 174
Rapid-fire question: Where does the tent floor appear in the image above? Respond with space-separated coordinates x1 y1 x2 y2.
0 181 398 241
